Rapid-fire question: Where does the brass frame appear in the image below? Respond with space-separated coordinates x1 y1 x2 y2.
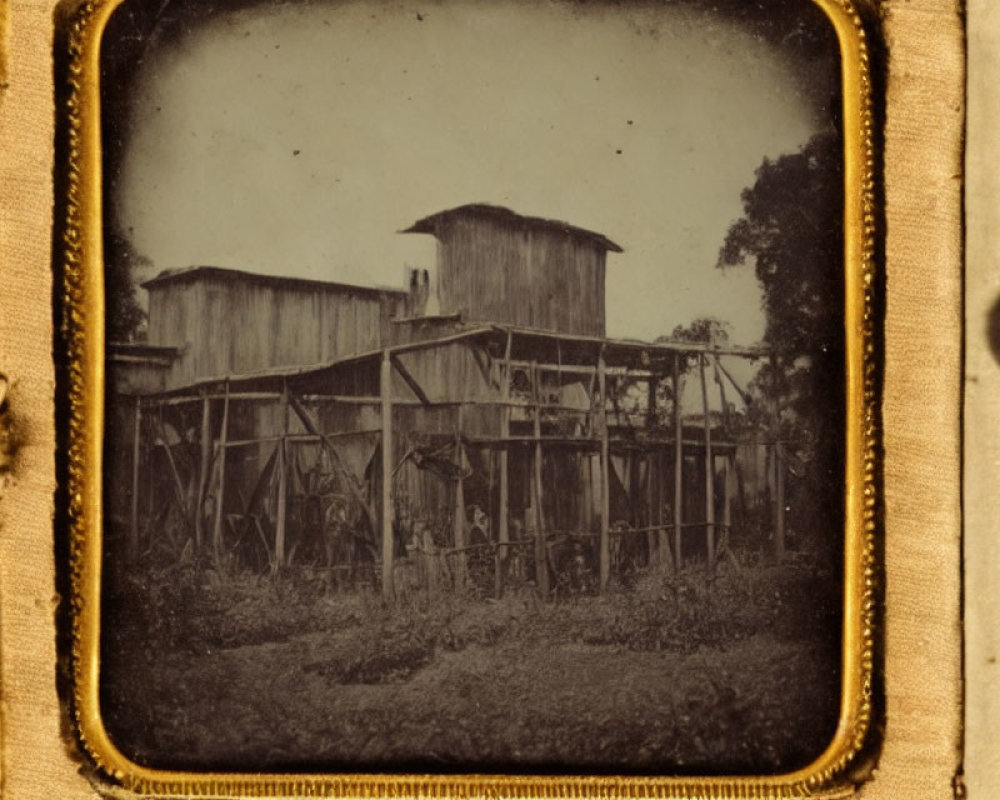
58 0 879 796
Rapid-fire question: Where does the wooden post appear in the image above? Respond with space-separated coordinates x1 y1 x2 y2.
453 403 467 591
715 355 732 563
771 354 786 561
672 353 683 572
381 350 394 599
212 382 230 565
698 354 715 581
194 392 211 553
532 362 549 598
647 377 666 567
598 350 611 594
497 330 513 597
714 356 731 430
129 399 142 561
157 418 190 523
722 454 733 558
274 383 289 572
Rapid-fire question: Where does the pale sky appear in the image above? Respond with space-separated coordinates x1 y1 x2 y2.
113 0 832 346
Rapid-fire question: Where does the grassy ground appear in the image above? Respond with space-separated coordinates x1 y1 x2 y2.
100 560 842 775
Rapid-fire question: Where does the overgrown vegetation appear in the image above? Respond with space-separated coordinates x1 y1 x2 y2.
101 553 840 774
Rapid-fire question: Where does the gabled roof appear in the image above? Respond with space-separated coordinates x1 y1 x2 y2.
400 204 624 254
141 265 407 297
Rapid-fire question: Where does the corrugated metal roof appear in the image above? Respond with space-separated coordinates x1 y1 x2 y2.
401 204 624 254
141 265 407 297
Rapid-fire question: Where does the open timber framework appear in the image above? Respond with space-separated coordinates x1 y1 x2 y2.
107 205 782 599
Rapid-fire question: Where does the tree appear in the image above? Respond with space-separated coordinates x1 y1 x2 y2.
718 130 845 556
663 317 731 347
105 225 149 342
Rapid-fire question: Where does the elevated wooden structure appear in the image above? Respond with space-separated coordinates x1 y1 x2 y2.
122 324 779 599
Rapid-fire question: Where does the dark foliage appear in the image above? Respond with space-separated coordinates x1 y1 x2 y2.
718 130 846 557
664 317 731 346
105 225 148 341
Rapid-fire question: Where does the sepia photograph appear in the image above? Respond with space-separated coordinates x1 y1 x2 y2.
95 0 849 779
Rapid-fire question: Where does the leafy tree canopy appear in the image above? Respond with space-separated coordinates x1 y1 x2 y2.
661 317 731 347
718 130 844 444
106 225 148 342
719 130 846 556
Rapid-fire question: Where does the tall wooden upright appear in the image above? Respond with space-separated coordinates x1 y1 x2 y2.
497 331 513 588
698 354 715 580
531 362 549 598
274 383 289 571
381 350 394 599
211 381 230 565
195 393 211 552
771 354 786 561
672 353 683 571
453 403 467 591
129 399 142 561
598 350 611 594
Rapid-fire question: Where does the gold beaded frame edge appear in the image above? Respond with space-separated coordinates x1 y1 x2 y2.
58 0 879 796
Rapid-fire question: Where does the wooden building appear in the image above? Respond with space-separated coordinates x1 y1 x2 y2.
401 204 621 337
143 266 407 389
112 206 781 598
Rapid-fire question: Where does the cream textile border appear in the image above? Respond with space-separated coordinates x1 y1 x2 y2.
963 0 1000 795
0 0 963 797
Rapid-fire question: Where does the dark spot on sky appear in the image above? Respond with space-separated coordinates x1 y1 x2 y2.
274 44 280 49
616 149 622 155
293 150 301 156
416 12 424 20
595 75 600 81
627 120 633 125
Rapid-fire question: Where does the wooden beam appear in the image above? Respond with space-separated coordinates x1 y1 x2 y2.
722 454 733 559
287 392 379 541
274 384 289 572
598 349 611 594
647 377 667 567
673 353 683 572
498 330 513 567
194 393 211 553
714 356 731 431
390 353 432 406
154 418 190 524
715 357 753 407
699 354 715 582
129 399 142 561
380 350 394 599
507 361 652 379
496 324 769 358
211 381 230 565
532 362 549 599
453 404 467 591
772 354 786 561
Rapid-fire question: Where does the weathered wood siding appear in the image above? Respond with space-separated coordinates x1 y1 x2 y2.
434 216 607 337
147 273 406 388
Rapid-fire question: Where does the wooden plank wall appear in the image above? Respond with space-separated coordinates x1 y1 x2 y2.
436 216 606 337
148 276 406 388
